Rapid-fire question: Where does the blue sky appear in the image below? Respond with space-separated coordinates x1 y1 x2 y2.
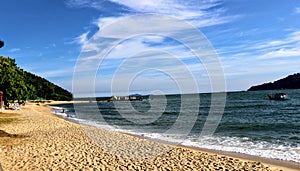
1 0 300 97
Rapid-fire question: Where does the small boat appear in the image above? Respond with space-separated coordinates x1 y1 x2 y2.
268 93 289 100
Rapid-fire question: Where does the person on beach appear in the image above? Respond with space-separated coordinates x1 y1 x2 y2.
0 43 4 112
13 103 21 110
0 91 3 113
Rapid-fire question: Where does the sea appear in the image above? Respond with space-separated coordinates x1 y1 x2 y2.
51 89 300 163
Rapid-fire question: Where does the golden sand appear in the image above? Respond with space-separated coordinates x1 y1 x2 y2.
0 103 298 170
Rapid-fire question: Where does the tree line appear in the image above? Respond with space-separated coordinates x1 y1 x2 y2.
0 56 72 103
248 73 300 91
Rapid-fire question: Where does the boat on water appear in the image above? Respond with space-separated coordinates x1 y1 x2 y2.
267 93 289 100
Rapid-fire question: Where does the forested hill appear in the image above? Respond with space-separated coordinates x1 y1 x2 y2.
0 56 72 102
248 73 300 91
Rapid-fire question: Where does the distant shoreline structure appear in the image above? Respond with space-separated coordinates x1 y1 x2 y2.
73 94 150 102
107 95 144 102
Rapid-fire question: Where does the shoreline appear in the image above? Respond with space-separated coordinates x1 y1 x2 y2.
0 102 299 170
184 146 300 170
120 131 300 170
49 101 300 170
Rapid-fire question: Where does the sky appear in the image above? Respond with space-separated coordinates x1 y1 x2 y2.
0 0 300 97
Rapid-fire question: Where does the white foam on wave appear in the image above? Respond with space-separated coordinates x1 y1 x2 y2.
49 105 68 117
125 131 300 164
77 120 300 164
181 136 300 163
50 106 64 110
55 112 68 117
49 105 118 131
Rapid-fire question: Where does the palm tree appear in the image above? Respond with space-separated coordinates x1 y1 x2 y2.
0 40 4 48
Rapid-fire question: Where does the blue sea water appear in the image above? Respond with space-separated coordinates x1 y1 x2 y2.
52 90 300 163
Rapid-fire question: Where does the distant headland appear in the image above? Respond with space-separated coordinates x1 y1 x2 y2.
248 73 300 91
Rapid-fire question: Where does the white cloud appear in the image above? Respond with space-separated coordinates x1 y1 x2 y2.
295 7 300 14
65 0 103 9
93 17 121 29
110 0 172 12
259 48 300 59
217 30 300 61
76 31 90 45
206 28 300 91
111 0 202 17
79 13 219 61
67 0 237 28
66 31 91 49
68 0 238 64
252 31 300 50
8 48 21 52
68 1 232 94
248 31 300 59
108 0 229 22
66 1 300 94
37 67 75 78
289 30 300 41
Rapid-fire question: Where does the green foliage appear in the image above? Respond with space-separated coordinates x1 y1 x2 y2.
248 73 300 91
0 56 72 102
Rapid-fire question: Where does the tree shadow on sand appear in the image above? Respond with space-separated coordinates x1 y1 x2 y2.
0 130 25 138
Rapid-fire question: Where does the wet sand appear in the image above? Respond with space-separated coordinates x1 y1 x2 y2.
0 103 298 170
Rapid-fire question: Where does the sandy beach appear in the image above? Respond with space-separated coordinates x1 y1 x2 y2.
0 103 298 171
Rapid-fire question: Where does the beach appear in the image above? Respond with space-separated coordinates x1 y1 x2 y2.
0 103 298 170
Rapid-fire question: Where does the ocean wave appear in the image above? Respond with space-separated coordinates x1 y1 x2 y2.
49 99 300 164
63 113 300 163
181 136 300 163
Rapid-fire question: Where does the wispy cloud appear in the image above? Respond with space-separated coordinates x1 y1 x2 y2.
65 1 300 93
109 0 218 19
72 13 225 94
76 31 90 45
65 0 103 9
44 43 57 49
67 0 238 28
252 31 300 50
217 30 300 60
208 28 300 90
67 0 238 63
295 7 300 14
114 0 240 27
258 47 300 59
66 31 91 48
248 31 300 59
8 48 21 52
37 67 75 78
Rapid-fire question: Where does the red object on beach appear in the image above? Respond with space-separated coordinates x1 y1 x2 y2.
0 91 3 101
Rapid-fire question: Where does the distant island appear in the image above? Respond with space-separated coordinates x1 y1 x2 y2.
248 73 300 91
0 56 72 103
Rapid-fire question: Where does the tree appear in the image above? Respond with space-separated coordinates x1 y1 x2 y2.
0 56 72 102
0 57 33 103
